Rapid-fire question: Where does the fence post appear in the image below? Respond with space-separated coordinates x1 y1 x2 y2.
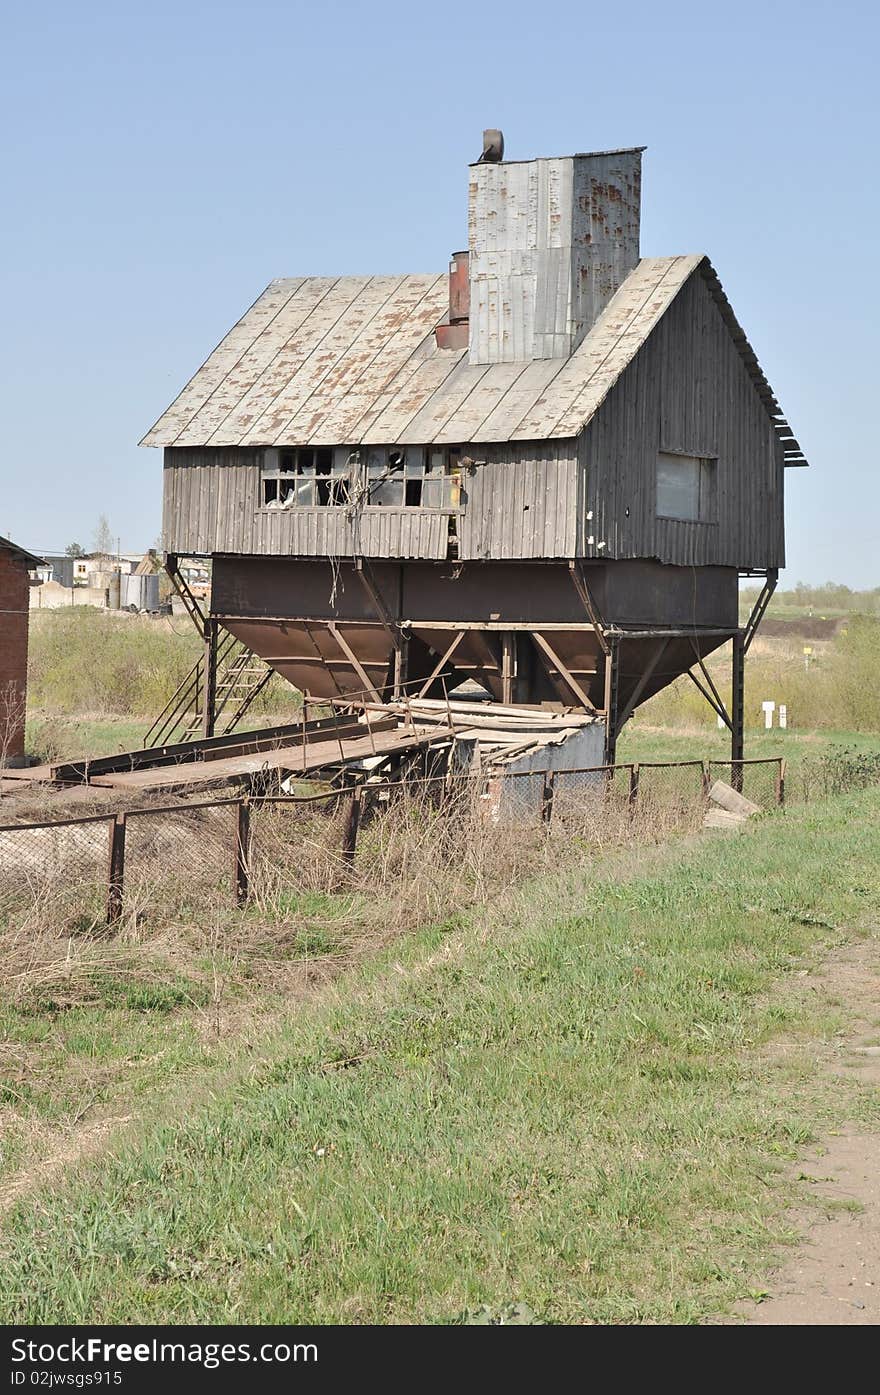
341 787 362 864
776 758 786 808
234 798 251 906
106 812 126 925
628 763 640 812
541 770 556 826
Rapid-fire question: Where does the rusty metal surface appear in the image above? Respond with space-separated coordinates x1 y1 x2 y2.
467 150 642 363
143 256 805 476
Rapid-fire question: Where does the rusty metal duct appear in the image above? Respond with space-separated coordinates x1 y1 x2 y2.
478 128 504 162
434 250 470 350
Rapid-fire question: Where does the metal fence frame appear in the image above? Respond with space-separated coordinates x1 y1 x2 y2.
0 756 787 924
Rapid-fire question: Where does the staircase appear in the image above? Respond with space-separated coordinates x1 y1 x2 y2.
143 630 274 748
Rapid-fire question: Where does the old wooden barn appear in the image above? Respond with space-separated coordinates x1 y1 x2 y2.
142 134 807 766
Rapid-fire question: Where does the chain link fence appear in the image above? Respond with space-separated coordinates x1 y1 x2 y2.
248 792 352 904
707 758 782 809
0 814 110 933
0 754 795 935
123 801 239 919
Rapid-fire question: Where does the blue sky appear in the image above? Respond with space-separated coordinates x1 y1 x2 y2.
2 0 877 586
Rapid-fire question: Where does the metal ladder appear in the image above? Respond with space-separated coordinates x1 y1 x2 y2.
143 631 274 747
143 557 275 747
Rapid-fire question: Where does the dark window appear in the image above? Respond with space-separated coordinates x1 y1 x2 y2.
262 447 350 508
366 447 460 508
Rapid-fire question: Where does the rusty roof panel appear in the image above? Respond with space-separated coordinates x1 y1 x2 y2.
142 258 806 463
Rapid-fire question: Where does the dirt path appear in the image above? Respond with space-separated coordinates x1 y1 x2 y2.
738 935 880 1325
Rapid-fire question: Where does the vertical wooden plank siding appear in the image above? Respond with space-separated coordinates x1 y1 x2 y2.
459 442 579 560
577 271 784 568
162 267 784 571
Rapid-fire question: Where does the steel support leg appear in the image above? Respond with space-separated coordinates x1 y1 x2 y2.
731 630 745 792
603 638 620 766
202 617 218 738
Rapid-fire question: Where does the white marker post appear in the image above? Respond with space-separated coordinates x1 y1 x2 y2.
779 704 787 730
761 700 775 730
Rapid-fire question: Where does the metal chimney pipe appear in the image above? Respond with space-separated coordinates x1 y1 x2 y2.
435 250 470 350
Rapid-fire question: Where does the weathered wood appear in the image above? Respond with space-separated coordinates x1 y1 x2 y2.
341 788 362 864
703 807 748 832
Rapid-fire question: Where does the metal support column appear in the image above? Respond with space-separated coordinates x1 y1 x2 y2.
603 638 620 767
202 617 219 738
393 632 409 699
731 629 745 792
501 632 516 706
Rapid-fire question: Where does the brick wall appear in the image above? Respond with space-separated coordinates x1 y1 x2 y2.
0 549 30 760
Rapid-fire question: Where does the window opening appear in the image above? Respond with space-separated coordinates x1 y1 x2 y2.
656 452 717 523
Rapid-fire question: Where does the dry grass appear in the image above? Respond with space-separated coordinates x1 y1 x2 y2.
0 770 712 1015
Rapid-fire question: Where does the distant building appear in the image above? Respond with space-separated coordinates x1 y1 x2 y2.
35 555 75 588
0 536 42 764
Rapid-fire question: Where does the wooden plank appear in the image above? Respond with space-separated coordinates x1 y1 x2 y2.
87 725 454 793
531 631 598 712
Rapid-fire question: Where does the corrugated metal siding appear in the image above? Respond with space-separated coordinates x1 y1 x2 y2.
163 450 448 559
467 151 641 363
579 271 785 568
459 443 579 560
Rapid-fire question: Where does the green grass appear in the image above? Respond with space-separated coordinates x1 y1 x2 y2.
618 722 880 766
2 789 879 1324
24 608 301 762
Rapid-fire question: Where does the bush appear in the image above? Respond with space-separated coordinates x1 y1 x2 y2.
28 609 202 716
27 609 301 724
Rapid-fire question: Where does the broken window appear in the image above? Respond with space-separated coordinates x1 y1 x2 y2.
260 446 464 510
261 448 351 508
364 447 460 508
656 452 717 523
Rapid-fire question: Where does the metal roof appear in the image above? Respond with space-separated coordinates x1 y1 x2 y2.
142 257 806 465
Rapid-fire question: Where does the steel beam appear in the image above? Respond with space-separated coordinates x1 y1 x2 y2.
568 562 610 655
731 630 745 791
614 638 669 738
743 567 778 654
531 631 598 712
417 631 465 699
201 617 219 738
603 638 620 766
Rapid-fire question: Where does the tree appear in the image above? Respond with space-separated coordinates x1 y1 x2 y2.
92 514 114 559
64 542 86 558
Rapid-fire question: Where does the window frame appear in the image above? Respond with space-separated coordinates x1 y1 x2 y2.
257 446 465 513
655 450 718 524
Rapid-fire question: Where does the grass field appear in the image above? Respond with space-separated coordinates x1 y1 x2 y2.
2 788 878 1323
